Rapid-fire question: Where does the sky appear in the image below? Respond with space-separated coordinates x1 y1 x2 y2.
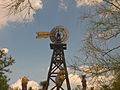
0 0 103 89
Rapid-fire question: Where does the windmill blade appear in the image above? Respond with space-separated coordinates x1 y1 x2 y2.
36 32 50 38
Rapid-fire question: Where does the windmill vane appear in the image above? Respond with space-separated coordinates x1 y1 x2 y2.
36 25 71 90
36 26 68 43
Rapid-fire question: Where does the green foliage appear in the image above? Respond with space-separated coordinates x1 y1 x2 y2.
0 49 15 90
100 73 120 90
110 72 120 90
0 74 9 90
40 80 48 90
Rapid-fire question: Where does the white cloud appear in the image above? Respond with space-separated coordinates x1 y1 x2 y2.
97 29 120 40
59 0 68 11
67 65 114 89
75 0 103 7
0 48 9 54
68 74 81 89
66 73 114 89
10 76 42 90
0 0 43 29
110 1 120 11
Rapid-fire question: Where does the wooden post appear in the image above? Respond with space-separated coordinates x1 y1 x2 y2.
91 87 94 90
81 75 87 90
21 76 29 90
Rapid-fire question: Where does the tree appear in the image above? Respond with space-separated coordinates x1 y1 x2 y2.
70 0 120 89
0 0 42 21
0 48 15 90
2 0 34 15
83 0 120 89
40 80 48 90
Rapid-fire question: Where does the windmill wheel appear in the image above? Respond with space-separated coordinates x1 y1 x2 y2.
50 26 68 43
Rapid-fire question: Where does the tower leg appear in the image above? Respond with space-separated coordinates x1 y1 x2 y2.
45 44 71 90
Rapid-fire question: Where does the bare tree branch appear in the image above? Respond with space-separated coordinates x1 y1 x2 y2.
104 45 120 55
103 0 120 10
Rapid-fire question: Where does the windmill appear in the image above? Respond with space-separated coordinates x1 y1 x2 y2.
36 26 71 90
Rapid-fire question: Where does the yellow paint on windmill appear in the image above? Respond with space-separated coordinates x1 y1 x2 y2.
36 32 50 38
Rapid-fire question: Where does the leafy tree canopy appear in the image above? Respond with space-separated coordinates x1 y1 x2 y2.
0 48 15 90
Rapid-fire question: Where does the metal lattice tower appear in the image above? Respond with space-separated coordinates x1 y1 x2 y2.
36 26 71 90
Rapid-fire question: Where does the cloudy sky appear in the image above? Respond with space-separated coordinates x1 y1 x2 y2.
0 0 103 89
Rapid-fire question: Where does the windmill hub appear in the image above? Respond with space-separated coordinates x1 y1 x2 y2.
50 26 68 43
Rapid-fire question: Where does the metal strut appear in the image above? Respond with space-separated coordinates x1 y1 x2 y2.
45 43 71 90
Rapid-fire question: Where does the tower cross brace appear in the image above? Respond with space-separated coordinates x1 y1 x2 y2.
45 43 71 90
36 26 71 90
